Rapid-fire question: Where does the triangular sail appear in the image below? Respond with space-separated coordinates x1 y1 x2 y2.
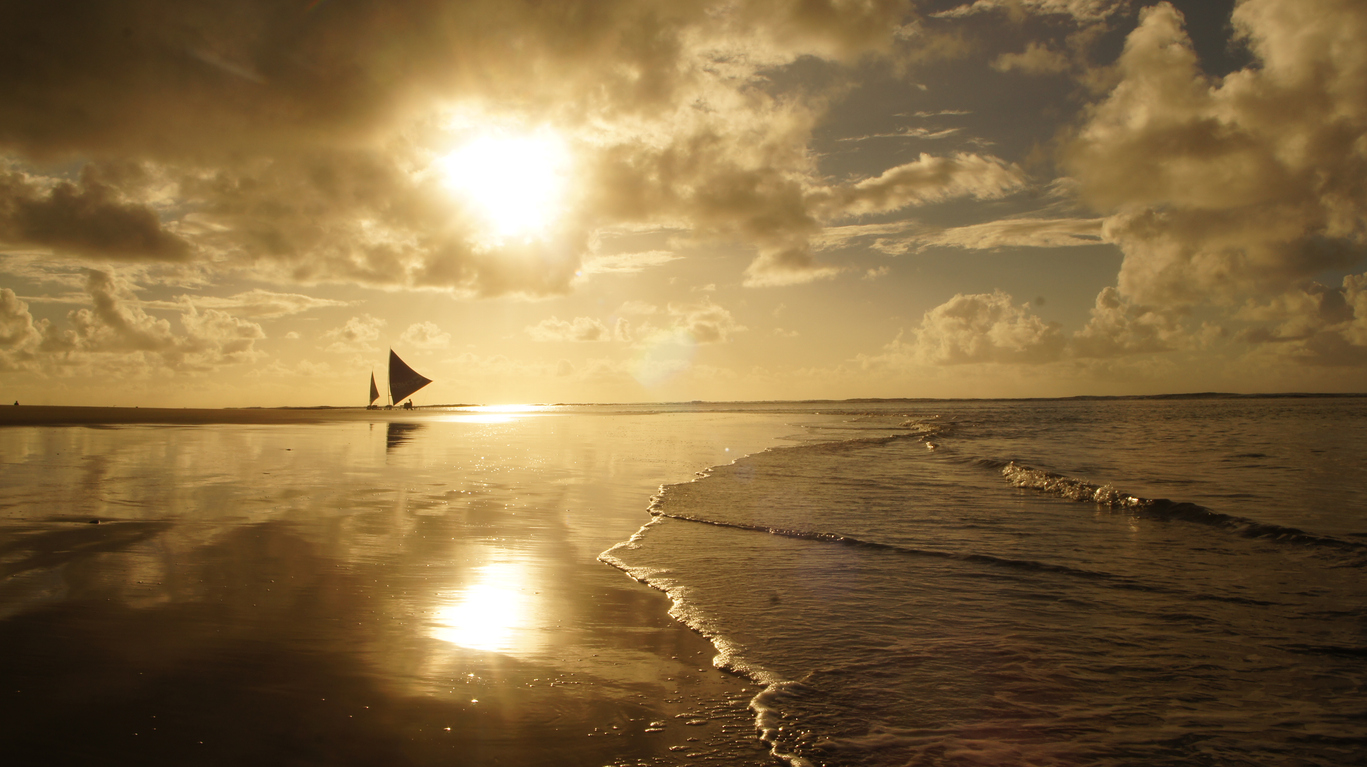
369 372 379 405
389 349 432 404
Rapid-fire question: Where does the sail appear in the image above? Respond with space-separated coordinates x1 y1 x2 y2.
369 372 379 405
389 349 432 404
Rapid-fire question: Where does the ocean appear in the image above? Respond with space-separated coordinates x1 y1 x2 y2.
2 397 1365 766
606 396 1367 766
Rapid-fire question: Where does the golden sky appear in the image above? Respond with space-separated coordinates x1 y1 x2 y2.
2 0 1365 406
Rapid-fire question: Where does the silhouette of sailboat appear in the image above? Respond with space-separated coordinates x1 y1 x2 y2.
386 349 432 410
367 372 380 409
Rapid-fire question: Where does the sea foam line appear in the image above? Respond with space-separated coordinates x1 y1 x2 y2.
998 460 1367 557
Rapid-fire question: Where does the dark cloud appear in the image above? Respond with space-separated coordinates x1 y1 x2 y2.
0 166 190 260
0 0 976 295
0 1 916 161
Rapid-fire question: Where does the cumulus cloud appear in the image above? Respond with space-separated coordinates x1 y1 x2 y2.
526 316 610 343
531 300 744 346
1071 286 1188 357
899 290 1065 365
2 270 264 373
0 288 42 369
323 314 385 353
667 300 745 344
400 321 452 349
855 285 1220 372
1066 0 1367 308
1233 271 1367 365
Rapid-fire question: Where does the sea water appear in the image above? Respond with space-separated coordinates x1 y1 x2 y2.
603 396 1367 766
3 399 1364 766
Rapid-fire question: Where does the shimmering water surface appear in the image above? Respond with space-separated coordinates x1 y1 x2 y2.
605 397 1367 766
0 407 817 766
3 398 1365 766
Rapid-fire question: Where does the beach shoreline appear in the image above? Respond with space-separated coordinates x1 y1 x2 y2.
0 407 808 765
0 404 430 427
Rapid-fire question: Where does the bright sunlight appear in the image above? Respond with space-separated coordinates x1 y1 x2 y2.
437 130 571 242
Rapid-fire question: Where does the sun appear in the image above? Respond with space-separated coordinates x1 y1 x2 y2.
437 130 571 242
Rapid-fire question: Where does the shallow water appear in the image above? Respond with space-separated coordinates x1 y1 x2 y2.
604 397 1367 766
5 398 1365 766
0 407 816 766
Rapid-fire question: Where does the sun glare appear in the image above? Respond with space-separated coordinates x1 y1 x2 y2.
438 131 571 242
432 561 539 655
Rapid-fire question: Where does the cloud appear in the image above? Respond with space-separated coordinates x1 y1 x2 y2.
548 299 744 346
902 290 1065 365
615 301 659 316
1232 271 1367 365
1070 286 1188 357
185 290 351 319
1065 0 1367 308
933 0 1126 22
0 288 42 370
742 240 844 287
579 251 681 274
837 127 962 142
400 321 451 349
736 152 1025 285
526 316 610 343
667 299 745 344
3 270 265 373
819 153 1025 218
0 1 938 297
912 217 1105 251
992 42 1072 74
0 166 190 261
324 314 385 353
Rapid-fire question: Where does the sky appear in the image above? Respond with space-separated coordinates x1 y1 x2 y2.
2 0 1365 407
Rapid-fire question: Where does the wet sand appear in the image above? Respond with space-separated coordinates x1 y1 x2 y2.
0 406 813 765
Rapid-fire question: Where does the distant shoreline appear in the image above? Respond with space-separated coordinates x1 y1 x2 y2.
1 393 1363 427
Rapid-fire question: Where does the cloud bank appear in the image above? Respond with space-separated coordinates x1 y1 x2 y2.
1067 0 1367 307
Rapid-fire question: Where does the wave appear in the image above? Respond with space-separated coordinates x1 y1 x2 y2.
639 503 1285 607
997 460 1367 556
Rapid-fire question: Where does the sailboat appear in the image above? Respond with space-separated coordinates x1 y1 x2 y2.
386 349 432 410
367 372 380 409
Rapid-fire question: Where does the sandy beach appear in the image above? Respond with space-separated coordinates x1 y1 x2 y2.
0 406 816 766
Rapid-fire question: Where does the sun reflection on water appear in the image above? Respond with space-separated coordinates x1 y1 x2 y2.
435 404 558 425
431 561 538 655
